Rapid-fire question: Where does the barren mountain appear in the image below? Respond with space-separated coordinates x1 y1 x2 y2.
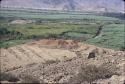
1 39 125 83
0 0 124 13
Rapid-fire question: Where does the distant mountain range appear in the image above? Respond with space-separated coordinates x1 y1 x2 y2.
0 0 124 13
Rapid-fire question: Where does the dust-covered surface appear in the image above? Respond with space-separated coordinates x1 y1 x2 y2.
0 39 125 84
10 20 35 24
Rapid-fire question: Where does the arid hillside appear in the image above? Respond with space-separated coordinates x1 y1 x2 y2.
0 39 125 83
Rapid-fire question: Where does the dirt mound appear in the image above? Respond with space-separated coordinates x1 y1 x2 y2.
10 20 34 24
0 39 125 83
28 39 79 49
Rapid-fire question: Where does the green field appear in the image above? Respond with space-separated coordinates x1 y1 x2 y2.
87 24 124 50
0 8 119 20
0 8 124 50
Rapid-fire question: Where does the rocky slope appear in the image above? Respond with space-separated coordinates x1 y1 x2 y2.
0 39 125 83
0 0 124 13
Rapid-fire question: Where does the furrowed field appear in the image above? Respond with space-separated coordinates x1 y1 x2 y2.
0 8 124 50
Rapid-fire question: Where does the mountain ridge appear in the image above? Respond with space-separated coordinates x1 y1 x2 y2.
0 0 124 13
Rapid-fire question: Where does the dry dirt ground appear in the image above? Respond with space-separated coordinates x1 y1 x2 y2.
10 20 34 24
0 39 125 84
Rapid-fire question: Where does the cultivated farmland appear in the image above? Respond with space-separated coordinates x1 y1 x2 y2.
0 8 124 50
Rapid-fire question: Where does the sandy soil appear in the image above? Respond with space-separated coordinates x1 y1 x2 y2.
0 39 125 83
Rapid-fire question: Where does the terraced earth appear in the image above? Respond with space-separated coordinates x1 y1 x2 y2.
1 39 125 83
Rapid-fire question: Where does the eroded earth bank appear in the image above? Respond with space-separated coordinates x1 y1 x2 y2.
0 39 125 84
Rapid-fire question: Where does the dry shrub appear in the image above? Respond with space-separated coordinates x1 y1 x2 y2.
44 59 60 65
0 72 19 82
69 63 118 83
120 46 125 51
21 75 41 83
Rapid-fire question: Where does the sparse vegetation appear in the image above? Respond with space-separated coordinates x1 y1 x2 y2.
20 75 41 83
69 63 118 83
44 59 60 65
120 46 125 51
0 72 19 82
